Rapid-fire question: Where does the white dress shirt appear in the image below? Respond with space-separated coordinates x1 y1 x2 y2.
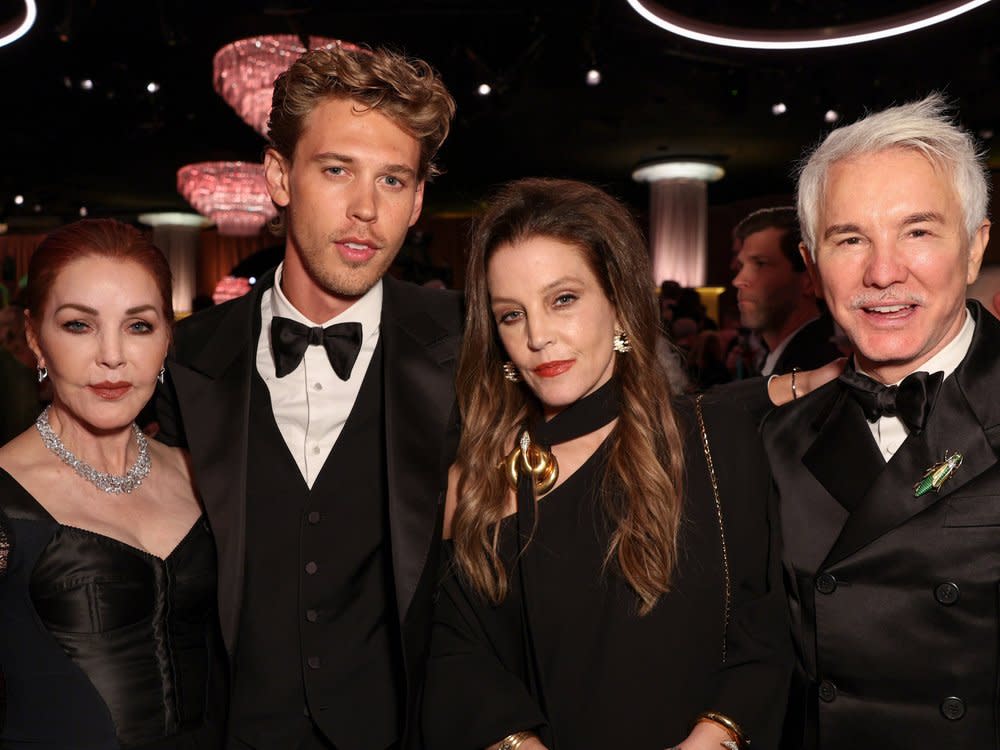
256 263 383 488
862 309 974 461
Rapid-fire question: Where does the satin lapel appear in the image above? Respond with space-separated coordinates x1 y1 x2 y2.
802 388 885 514
381 279 459 624
764 385 859 574
168 285 263 653
822 302 1000 568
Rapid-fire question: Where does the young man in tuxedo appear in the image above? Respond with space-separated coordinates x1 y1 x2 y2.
157 45 459 750
764 94 996 748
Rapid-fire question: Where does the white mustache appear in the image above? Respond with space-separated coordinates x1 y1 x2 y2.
849 289 925 309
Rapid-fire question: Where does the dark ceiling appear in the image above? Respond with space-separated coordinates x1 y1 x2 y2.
2 0 999 228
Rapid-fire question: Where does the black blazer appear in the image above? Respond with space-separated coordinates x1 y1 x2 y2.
763 301 1000 748
156 272 463 747
770 314 842 376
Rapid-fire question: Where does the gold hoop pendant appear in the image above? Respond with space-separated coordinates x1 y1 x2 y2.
503 432 559 496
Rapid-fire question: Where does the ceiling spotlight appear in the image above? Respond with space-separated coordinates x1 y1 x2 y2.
13 195 24 205
79 206 88 217
979 128 995 140
33 204 42 213
586 68 602 86
146 81 161 94
477 83 492 96
62 76 72 88
771 102 787 116
824 109 840 123
80 78 94 91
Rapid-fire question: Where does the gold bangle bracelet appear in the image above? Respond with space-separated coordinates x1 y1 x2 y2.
498 731 534 750
695 711 749 748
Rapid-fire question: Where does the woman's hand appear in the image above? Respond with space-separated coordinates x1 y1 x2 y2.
665 716 735 749
767 357 847 406
486 733 548 750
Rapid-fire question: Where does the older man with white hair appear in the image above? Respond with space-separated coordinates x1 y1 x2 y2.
763 94 996 748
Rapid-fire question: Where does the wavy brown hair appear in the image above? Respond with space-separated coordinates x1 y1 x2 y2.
268 43 455 180
267 44 456 235
453 178 685 615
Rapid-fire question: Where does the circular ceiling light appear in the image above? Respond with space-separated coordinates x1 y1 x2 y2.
632 160 725 183
626 0 994 50
0 0 36 48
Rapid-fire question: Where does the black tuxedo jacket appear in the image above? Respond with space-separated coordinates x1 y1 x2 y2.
770 314 842 376
156 272 463 747
762 301 1000 748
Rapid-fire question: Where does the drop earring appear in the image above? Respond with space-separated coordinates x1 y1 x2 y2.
613 329 631 354
37 366 48 382
502 361 521 382
158 367 165 384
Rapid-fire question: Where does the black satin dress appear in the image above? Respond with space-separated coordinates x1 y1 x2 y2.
0 468 223 749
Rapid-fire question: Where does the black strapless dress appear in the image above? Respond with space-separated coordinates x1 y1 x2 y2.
0 467 224 749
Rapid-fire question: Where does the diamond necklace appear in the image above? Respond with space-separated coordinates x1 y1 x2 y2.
35 405 151 494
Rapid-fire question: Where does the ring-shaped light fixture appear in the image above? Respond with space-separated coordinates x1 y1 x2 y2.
0 0 36 48
626 0 994 50
633 160 725 183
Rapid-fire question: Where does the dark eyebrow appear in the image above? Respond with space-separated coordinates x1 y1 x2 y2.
55 303 98 315
492 276 585 305
541 276 585 293
313 152 354 164
126 305 159 316
823 223 862 240
54 303 159 316
902 211 945 226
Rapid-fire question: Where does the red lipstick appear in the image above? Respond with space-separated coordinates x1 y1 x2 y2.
533 360 575 378
89 381 133 400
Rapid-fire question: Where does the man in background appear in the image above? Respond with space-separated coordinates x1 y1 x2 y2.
732 206 841 375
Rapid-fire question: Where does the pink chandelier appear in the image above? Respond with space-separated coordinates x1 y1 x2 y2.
176 161 277 237
213 35 359 136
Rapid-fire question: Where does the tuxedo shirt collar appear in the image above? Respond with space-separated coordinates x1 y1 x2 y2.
266 261 383 367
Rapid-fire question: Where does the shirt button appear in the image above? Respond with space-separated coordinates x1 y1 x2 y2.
818 680 837 702
307 656 321 669
815 573 838 595
313 382 323 391
934 582 960 606
307 511 321 525
312 445 321 455
306 609 318 623
305 561 318 575
941 696 965 720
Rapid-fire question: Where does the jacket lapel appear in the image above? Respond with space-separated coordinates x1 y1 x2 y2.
822 302 1000 568
167 280 266 653
802 389 885 514
381 278 460 624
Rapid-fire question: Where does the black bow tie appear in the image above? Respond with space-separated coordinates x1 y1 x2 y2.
270 316 363 380
838 365 944 433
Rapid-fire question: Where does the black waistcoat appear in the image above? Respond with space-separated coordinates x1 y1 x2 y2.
229 341 402 750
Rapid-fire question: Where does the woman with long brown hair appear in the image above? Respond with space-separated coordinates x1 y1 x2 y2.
423 179 791 750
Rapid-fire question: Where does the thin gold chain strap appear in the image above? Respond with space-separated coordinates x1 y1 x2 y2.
695 394 731 663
